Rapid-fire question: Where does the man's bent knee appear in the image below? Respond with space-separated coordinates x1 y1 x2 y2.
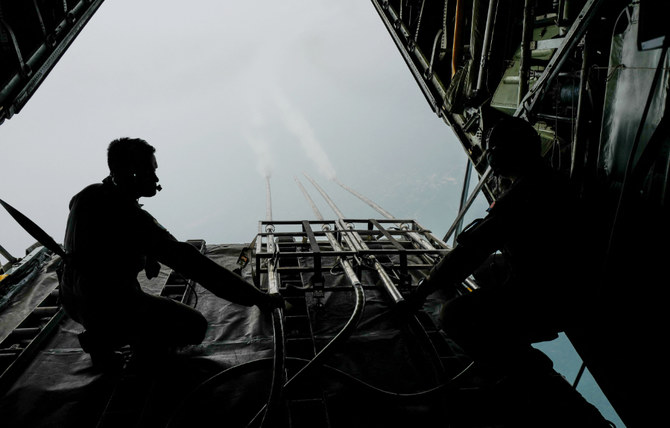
189 310 208 344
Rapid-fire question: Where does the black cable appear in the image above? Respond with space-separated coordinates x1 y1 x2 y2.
259 307 285 428
185 280 199 308
165 358 277 428
245 283 366 427
329 259 344 276
408 314 447 378
165 356 474 427
165 290 475 428
166 237 472 428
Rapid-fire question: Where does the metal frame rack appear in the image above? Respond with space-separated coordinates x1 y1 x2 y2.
254 219 449 294
249 218 471 427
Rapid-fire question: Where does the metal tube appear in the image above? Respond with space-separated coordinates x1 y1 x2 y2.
296 179 453 384
295 177 363 287
302 174 364 253
245 274 365 428
334 178 438 252
8 327 42 340
294 176 322 221
0 243 18 265
443 166 492 242
427 29 443 78
518 0 534 105
370 0 448 111
452 0 465 77
573 361 587 388
477 0 499 92
298 178 369 278
265 176 273 226
264 183 279 294
570 30 593 182
453 158 474 245
261 175 284 428
337 219 404 303
31 306 60 318
287 178 367 387
0 0 105 120
31 0 47 37
335 178 394 220
515 0 607 118
303 182 450 382
304 175 405 304
303 174 345 219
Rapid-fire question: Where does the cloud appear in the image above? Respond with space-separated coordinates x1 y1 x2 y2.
240 103 273 219
242 129 274 179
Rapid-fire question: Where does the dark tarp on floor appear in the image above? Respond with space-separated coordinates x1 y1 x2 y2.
0 243 473 428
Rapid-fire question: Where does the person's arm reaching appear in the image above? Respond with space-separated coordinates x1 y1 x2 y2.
411 244 490 304
155 238 283 311
408 215 503 309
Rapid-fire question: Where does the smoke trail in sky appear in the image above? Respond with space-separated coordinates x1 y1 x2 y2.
274 90 337 180
243 131 273 179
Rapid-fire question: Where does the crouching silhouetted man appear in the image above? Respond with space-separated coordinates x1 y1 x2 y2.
61 137 283 369
410 117 611 427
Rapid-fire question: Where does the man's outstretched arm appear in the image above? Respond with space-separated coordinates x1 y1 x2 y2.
155 239 282 311
412 244 490 304
411 212 505 306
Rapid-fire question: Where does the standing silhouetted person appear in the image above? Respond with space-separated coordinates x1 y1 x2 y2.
61 137 283 369
410 117 610 427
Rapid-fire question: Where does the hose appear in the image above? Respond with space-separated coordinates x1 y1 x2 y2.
245 283 365 427
259 306 285 427
257 223 286 428
166 355 473 428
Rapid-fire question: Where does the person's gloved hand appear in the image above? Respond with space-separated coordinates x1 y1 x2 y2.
402 292 427 313
145 258 161 279
397 277 433 315
257 292 285 312
395 293 426 319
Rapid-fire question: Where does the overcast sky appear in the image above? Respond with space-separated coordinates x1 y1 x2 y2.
0 0 487 261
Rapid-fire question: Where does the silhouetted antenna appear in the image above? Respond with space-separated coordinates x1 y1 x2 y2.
443 166 492 242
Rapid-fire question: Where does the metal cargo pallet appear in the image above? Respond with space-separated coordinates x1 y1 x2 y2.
250 217 472 427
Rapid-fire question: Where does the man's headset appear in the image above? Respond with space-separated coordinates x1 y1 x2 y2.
111 171 162 192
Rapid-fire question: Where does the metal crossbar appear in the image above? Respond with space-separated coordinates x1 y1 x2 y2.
254 219 449 291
